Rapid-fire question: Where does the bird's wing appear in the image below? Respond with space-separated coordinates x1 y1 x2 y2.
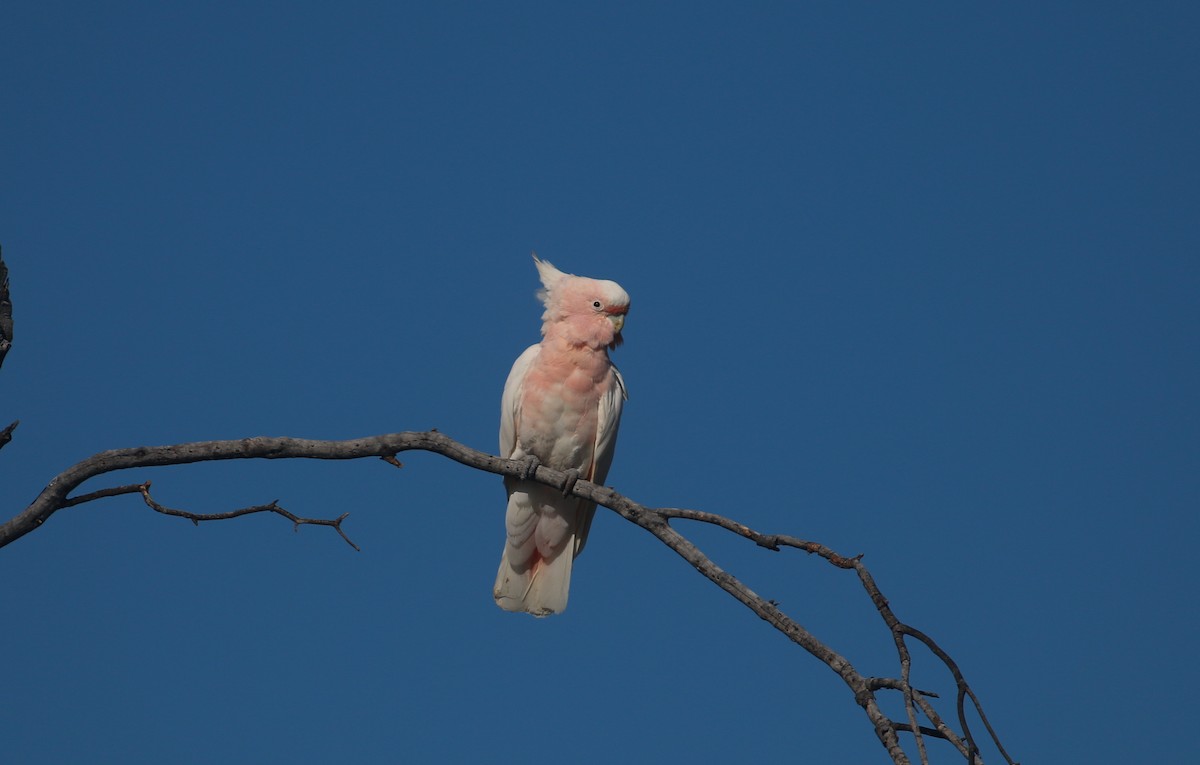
589 364 627 486
500 344 540 458
572 364 626 557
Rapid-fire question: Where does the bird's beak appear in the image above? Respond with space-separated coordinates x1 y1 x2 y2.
609 314 625 333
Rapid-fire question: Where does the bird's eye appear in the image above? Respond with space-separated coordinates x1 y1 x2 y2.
592 300 602 309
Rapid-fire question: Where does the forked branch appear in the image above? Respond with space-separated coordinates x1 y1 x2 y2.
0 250 1014 764
0 430 1017 765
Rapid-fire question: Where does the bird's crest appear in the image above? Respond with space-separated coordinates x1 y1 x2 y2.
532 252 567 308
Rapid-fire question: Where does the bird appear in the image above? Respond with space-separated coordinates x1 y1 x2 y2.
493 254 630 616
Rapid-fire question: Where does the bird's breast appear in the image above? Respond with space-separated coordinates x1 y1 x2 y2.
517 353 613 471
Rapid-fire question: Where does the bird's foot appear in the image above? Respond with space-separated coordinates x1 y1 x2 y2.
519 455 541 481
560 468 581 497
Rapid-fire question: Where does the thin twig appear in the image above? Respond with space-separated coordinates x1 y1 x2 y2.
866 678 939 699
62 482 145 508
901 624 1016 765
656 507 860 567
889 719 956 740
139 482 361 551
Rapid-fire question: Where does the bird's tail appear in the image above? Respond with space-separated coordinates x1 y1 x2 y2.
493 481 595 616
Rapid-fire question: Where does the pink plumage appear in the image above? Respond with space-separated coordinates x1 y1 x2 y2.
493 255 629 615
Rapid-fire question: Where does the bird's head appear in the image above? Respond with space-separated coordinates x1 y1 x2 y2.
533 253 629 351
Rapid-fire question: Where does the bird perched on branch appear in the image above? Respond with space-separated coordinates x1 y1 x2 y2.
494 254 629 616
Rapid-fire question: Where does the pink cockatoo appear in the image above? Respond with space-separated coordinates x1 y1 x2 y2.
493 255 630 616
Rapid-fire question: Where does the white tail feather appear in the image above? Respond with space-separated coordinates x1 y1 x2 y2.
493 481 594 616
493 537 576 617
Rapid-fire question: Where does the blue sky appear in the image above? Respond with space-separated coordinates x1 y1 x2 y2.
2 2 1197 762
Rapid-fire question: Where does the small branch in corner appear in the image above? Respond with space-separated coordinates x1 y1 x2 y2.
0 245 12 372
0 420 18 453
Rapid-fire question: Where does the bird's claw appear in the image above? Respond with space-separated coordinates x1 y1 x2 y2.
560 468 581 497
519 455 541 481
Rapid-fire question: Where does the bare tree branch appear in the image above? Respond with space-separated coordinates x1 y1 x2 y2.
0 256 1016 765
60 482 145 508
0 429 1017 765
1 248 15 459
137 481 361 551
1 248 15 455
0 245 11 371
0 419 17 454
